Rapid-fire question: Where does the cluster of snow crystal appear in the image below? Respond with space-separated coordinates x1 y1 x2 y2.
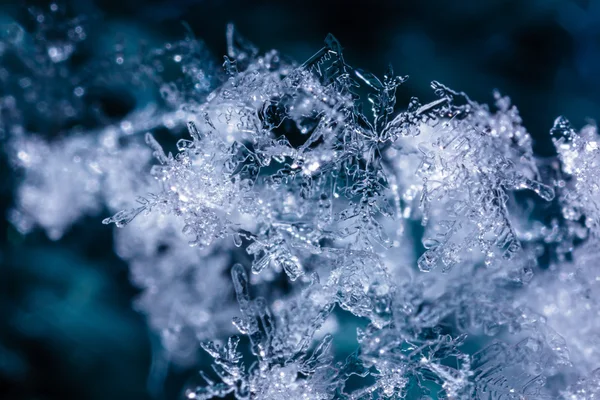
552 117 600 236
114 212 236 363
9 121 152 239
3 3 221 357
390 88 554 272
525 243 600 373
7 10 600 399
187 265 340 400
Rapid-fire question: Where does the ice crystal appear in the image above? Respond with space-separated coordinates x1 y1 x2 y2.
114 213 235 363
3 5 219 357
524 242 600 372
390 88 554 272
562 369 600 400
186 265 339 400
6 13 600 400
552 117 600 236
9 119 152 239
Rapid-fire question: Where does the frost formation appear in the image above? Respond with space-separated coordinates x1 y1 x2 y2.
4 6 600 399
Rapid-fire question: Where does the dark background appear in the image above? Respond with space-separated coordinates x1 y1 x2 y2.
1 0 599 399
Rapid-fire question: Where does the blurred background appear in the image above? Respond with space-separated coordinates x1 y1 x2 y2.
1 0 599 399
